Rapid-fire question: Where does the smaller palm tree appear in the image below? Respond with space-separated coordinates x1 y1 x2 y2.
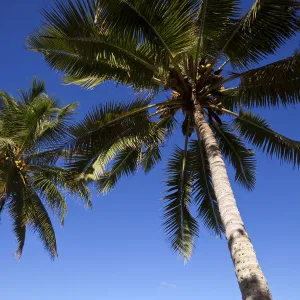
0 78 91 258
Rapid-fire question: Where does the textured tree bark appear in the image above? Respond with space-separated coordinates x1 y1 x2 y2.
193 102 272 300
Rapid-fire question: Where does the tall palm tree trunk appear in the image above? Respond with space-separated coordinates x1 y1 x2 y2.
193 102 272 300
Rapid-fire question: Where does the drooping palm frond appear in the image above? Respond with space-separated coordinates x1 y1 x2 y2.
189 139 224 235
234 110 300 166
25 191 58 259
28 27 160 91
97 147 142 193
223 0 299 68
163 145 199 261
237 53 300 108
29 175 67 225
211 122 256 190
7 180 27 258
29 164 91 208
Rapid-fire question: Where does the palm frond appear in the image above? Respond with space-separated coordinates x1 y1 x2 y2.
234 110 300 166
34 102 78 149
26 191 58 259
0 91 18 110
27 26 160 91
211 122 256 190
29 165 91 208
7 185 27 258
196 0 240 56
19 77 46 103
30 175 67 225
163 144 199 261
66 97 158 175
224 0 299 68
237 53 300 107
189 139 224 235
97 147 141 193
99 0 198 59
141 115 177 173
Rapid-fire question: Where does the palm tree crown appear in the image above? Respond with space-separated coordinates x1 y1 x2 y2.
27 0 300 256
0 78 90 258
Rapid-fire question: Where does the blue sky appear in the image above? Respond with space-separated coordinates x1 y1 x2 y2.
0 1 299 299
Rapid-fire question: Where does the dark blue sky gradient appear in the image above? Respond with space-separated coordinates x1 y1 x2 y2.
0 1 299 299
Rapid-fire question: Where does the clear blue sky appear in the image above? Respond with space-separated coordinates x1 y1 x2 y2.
0 1 299 299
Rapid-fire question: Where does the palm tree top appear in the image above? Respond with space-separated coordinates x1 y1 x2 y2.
26 0 300 259
0 78 91 258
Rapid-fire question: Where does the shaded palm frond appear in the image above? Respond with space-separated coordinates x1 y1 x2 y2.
237 53 300 107
196 0 240 55
224 0 299 68
163 144 199 261
26 191 58 259
234 110 300 166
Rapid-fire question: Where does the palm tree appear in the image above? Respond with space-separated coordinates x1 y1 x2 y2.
27 0 300 298
0 78 90 258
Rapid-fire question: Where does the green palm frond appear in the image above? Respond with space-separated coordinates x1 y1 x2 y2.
29 164 91 208
0 137 15 152
68 97 152 151
216 88 240 111
0 91 18 110
27 27 160 91
30 175 67 225
141 144 161 174
34 102 78 149
234 110 300 166
19 77 46 104
97 147 142 193
99 0 198 60
237 53 300 107
211 122 256 190
224 0 299 68
189 139 224 235
196 0 240 57
163 142 199 261
66 97 166 176
7 185 27 258
141 116 177 173
26 191 58 259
